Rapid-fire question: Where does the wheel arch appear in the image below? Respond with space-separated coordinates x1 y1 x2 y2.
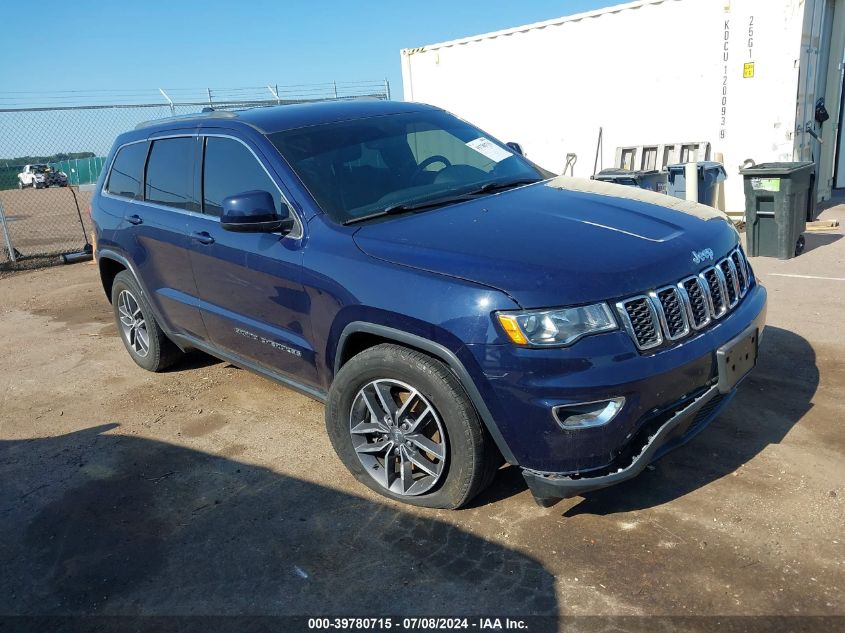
98 254 127 303
334 322 517 464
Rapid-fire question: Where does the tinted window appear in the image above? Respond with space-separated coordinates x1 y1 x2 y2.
106 142 148 199
202 137 279 217
145 137 197 210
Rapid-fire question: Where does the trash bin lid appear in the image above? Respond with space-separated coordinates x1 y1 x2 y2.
739 161 815 176
667 161 724 173
595 168 636 176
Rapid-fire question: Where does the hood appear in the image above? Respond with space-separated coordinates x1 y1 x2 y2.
352 176 739 308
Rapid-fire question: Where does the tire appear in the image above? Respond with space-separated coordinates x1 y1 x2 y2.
111 270 182 372
17 180 22 189
326 343 500 509
795 234 806 257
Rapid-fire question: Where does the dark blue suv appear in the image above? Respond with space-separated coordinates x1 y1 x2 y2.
92 101 767 508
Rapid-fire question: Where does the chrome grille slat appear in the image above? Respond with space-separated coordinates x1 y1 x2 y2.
702 268 727 318
618 247 750 352
730 249 748 296
719 258 740 307
678 276 711 330
616 296 663 351
651 286 689 340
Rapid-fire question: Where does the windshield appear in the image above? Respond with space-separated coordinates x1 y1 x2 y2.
268 110 543 224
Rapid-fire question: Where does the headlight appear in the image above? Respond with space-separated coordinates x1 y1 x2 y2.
497 303 617 346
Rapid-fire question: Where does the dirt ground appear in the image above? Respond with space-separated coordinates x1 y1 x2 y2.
0 204 843 630
0 186 93 262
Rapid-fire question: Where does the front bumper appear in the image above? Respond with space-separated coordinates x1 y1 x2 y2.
461 282 767 494
522 382 731 505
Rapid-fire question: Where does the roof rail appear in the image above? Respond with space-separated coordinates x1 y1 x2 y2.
135 109 238 130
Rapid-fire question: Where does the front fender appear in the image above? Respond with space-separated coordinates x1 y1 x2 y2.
333 321 519 464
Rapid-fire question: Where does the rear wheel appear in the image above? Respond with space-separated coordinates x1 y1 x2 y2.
111 271 182 372
326 343 500 509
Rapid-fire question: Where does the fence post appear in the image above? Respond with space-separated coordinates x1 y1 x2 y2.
207 88 213 106
384 79 391 100
0 198 17 264
159 88 175 115
333 81 338 99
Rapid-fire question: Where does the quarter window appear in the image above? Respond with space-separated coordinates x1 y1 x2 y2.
145 137 198 211
106 142 148 199
202 137 279 217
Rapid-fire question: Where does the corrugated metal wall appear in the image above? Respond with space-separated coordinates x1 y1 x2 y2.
402 0 817 213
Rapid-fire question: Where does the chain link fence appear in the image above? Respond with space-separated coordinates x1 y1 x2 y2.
0 81 390 270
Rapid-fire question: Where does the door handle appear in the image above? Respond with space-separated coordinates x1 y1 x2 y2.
126 214 143 225
191 231 215 245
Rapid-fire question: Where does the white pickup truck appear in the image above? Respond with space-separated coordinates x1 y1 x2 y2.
18 164 68 189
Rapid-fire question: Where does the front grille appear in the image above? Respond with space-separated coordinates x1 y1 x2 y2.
680 276 711 329
616 247 751 352
702 268 727 317
730 250 748 295
719 259 739 306
620 296 662 350
654 286 689 339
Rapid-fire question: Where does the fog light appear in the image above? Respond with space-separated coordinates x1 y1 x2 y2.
553 397 625 429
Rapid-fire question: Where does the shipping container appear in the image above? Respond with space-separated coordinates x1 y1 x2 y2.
401 0 845 215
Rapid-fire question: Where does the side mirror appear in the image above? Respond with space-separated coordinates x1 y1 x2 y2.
220 190 294 234
506 142 524 156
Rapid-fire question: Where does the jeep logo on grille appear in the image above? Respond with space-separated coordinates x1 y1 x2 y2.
691 248 715 264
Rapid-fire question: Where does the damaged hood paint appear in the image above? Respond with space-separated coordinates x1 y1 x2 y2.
353 177 740 308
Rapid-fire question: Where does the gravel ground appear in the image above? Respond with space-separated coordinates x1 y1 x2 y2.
0 204 842 631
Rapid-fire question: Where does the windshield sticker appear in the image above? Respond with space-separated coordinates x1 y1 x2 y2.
466 137 512 163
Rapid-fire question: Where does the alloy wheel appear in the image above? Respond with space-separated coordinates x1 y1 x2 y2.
349 379 447 496
117 289 150 358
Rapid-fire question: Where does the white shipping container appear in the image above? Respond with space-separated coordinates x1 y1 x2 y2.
401 0 845 214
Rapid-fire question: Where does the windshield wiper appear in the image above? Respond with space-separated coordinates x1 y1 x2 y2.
342 178 542 226
463 178 542 196
342 194 474 225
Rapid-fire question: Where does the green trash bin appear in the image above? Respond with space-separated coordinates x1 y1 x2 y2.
739 162 814 260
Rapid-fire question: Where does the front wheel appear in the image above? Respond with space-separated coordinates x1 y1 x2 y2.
326 343 500 509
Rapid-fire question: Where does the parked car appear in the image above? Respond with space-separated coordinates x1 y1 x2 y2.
91 101 767 509
18 164 68 189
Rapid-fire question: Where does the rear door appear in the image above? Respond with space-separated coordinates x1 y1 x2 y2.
124 134 206 340
186 133 317 385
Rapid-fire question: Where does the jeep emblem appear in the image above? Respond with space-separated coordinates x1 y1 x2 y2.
691 248 715 264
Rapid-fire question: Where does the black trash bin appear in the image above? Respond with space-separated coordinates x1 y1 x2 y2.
666 161 727 206
593 168 668 193
739 162 814 259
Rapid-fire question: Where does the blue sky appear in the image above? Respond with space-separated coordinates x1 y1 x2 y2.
0 0 621 105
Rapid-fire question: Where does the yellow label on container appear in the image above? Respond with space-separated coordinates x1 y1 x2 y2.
743 62 755 78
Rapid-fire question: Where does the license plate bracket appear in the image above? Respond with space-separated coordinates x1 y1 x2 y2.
716 326 758 393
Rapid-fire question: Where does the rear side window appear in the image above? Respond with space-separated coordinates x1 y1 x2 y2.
106 142 148 199
145 137 198 211
202 137 279 217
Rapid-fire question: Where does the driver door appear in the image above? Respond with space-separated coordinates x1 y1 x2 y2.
186 134 317 386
